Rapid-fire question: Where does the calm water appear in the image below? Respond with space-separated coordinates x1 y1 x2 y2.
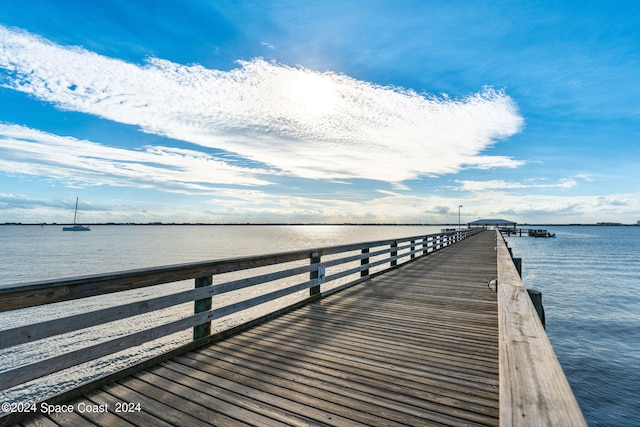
504 226 640 427
1 225 638 425
0 224 445 409
0 224 445 286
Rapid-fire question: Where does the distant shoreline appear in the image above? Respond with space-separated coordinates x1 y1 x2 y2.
3 222 639 227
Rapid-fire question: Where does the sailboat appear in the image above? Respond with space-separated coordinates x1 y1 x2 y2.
63 197 91 231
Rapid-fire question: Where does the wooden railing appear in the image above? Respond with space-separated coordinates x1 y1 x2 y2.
0 228 482 414
496 230 586 426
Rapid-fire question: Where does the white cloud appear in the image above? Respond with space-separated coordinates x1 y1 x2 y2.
200 188 446 223
455 178 577 192
0 123 272 191
455 190 640 224
574 174 593 182
260 41 276 50
0 25 524 185
593 196 631 207
2 183 637 225
199 187 640 224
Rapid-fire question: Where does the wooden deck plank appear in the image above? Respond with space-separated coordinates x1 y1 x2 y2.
199 343 500 425
40 410 97 427
177 351 483 427
13 416 65 427
287 308 499 344
211 331 499 408
130 371 287 427
20 230 500 427
256 316 498 371
161 360 374 427
235 326 498 386
17 416 64 427
190 354 496 425
171 354 417 427
264 310 499 351
62 398 134 427
223 333 500 406
99 382 209 427
115 376 252 427
148 365 326 427
80 389 174 427
234 326 497 389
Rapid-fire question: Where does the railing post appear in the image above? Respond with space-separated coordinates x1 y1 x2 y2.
410 240 415 259
193 275 212 341
390 241 398 267
310 252 321 297
361 248 370 277
423 236 428 255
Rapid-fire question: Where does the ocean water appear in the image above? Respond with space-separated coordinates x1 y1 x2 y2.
1 224 638 425
504 226 640 427
0 224 445 286
0 224 446 408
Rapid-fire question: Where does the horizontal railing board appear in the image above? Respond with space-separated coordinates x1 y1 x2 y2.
0 264 316 349
0 255 308 312
323 252 366 268
0 311 210 391
496 231 586 426
324 245 431 284
0 286 208 349
362 245 396 259
299 231 455 257
209 263 314 296
211 279 318 320
0 231 465 312
325 263 368 283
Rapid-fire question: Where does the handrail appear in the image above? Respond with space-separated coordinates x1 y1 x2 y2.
496 230 586 426
0 228 483 405
1 229 476 312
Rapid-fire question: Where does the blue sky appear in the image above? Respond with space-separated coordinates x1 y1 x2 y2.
1 0 639 224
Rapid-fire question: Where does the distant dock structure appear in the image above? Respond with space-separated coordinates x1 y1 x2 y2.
469 219 556 237
468 218 518 231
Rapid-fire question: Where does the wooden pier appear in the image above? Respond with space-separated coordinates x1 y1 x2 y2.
0 230 585 426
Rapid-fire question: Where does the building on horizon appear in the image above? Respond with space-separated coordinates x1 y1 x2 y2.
467 219 517 231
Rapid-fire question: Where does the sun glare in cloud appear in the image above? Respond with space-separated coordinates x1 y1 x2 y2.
0 25 524 187
289 72 339 115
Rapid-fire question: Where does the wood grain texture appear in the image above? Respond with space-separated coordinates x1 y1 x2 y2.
497 231 586 426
